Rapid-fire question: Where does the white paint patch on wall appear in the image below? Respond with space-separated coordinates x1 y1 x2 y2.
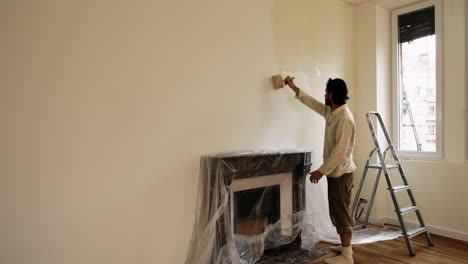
272 0 355 167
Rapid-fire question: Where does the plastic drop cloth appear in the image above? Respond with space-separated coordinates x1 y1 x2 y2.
185 150 400 264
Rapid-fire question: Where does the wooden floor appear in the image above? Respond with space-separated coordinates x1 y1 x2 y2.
309 234 468 264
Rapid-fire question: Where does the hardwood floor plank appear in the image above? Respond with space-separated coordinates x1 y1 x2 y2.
307 233 468 264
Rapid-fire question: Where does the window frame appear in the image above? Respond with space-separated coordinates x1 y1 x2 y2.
391 0 443 159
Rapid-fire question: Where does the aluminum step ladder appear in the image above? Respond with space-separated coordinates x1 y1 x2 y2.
351 111 433 256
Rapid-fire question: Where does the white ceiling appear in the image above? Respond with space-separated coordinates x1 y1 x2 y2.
342 0 421 10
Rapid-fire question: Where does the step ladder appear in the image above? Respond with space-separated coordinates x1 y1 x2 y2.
351 111 433 256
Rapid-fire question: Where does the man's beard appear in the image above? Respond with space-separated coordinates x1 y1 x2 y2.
325 98 331 106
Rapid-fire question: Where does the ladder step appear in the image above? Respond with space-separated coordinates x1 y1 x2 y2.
390 185 411 192
367 164 399 169
398 205 419 215
405 226 429 238
353 223 365 230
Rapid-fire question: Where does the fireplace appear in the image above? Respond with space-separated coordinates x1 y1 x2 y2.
185 150 312 264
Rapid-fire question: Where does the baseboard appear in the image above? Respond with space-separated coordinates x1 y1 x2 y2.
385 217 468 242
366 217 386 227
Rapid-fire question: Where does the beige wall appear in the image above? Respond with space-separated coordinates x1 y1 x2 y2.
354 0 468 241
0 0 354 263
353 1 393 225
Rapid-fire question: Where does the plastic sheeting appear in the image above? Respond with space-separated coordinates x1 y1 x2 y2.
185 150 316 264
185 150 400 264
317 224 402 245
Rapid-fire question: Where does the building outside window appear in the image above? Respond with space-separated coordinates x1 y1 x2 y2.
428 105 435 116
428 124 436 135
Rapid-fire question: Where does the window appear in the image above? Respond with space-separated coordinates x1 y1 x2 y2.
427 87 434 96
428 105 435 116
428 124 436 135
392 0 442 158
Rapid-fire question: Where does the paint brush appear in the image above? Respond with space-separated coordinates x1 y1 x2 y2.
272 75 284 89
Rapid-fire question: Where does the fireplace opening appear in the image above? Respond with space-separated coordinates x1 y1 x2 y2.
233 185 281 236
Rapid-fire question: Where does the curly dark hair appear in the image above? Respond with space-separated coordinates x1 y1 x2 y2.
326 78 349 105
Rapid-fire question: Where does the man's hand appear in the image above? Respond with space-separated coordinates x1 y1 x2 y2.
309 170 324 184
284 76 300 95
284 76 295 87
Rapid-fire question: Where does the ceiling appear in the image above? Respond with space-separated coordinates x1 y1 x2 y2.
342 0 421 10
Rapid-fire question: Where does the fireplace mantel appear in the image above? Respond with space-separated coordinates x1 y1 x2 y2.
210 150 312 183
